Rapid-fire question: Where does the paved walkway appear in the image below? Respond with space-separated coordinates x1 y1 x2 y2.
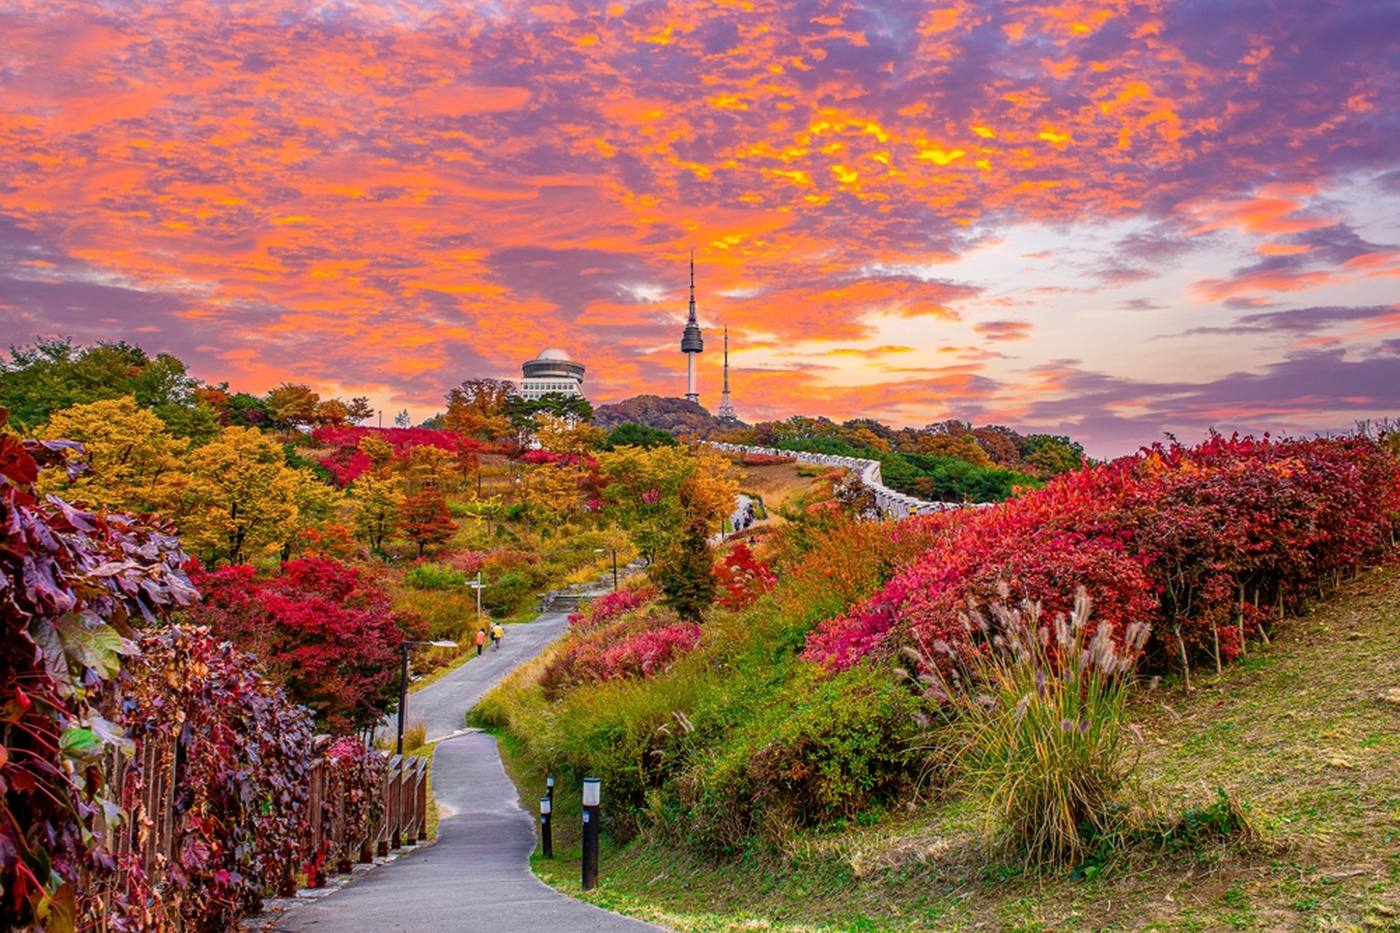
276 612 661 933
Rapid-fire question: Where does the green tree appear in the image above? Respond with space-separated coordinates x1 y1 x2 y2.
1024 435 1085 475
504 393 594 432
0 338 211 438
657 509 716 622
604 422 677 449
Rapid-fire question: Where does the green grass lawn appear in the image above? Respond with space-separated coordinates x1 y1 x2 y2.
499 565 1400 931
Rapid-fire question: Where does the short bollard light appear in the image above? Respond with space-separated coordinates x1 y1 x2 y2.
581 776 601 891
546 773 555 805
539 794 553 859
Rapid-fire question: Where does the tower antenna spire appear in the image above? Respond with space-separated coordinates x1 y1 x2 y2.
688 249 696 321
717 324 736 420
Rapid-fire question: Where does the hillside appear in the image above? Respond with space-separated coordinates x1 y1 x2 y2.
504 564 1400 931
593 394 738 437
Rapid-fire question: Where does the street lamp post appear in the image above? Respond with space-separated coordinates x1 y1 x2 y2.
396 639 459 755
581 777 601 890
539 794 552 859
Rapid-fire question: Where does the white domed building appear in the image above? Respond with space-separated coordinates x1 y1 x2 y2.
520 348 586 400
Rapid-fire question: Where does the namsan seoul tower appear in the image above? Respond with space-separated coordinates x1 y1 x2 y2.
680 251 703 404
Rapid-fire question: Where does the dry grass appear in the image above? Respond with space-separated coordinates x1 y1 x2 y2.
735 462 827 524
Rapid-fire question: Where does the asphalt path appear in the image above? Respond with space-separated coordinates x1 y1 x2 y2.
276 611 661 932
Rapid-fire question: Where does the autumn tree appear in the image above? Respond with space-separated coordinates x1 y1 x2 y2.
171 426 310 565
188 558 404 732
535 412 606 456
461 492 504 533
399 488 457 557
351 471 402 552
399 443 461 494
443 378 515 440
284 471 345 560
38 396 185 514
345 396 376 424
265 382 321 431
525 460 588 523
314 398 350 426
358 433 395 472
600 444 738 564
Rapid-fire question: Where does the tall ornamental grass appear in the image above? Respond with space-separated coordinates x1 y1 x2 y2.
910 589 1150 868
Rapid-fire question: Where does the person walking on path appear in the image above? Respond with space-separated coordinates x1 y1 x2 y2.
490 622 504 651
474 627 486 656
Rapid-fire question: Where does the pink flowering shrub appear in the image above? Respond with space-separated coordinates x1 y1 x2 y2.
542 592 699 697
595 623 702 679
568 585 659 628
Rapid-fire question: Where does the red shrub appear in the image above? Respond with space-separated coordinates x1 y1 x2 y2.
594 623 702 679
312 425 485 486
804 433 1400 674
714 544 777 610
740 452 796 466
188 557 405 732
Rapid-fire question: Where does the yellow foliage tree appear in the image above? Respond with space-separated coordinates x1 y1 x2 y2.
351 472 403 552
38 396 185 515
358 434 394 472
599 444 738 563
535 414 606 456
284 469 345 559
265 382 321 430
398 444 461 495
173 426 303 565
524 461 587 523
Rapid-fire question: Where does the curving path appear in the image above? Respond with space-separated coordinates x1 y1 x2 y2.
276 611 661 932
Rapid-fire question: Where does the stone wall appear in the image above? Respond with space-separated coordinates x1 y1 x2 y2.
706 442 981 519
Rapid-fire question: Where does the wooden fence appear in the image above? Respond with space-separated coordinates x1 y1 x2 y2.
90 735 431 917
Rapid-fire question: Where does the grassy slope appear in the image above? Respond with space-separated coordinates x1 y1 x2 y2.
502 566 1400 932
737 461 828 523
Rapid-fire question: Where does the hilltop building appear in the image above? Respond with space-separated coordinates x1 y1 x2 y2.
681 252 703 404
520 348 586 400
716 326 737 421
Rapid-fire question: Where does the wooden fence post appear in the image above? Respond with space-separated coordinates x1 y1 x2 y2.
416 758 429 842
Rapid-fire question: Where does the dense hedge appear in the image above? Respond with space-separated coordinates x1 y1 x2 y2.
805 434 1400 675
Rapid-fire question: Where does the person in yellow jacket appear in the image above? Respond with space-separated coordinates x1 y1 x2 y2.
490 622 505 651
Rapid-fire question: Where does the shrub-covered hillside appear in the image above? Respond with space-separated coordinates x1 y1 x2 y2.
478 429 1400 930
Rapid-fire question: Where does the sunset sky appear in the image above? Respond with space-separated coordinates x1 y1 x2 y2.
2 0 1397 454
